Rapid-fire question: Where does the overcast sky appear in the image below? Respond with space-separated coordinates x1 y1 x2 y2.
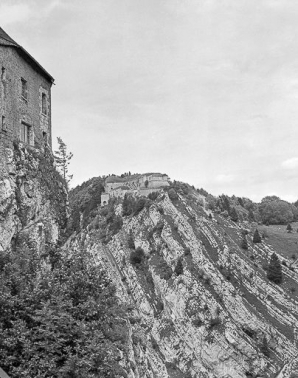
1 0 298 202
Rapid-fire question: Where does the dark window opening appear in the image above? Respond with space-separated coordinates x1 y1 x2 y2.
1 67 6 80
20 122 31 144
42 93 47 115
42 131 48 144
21 78 28 100
2 116 6 131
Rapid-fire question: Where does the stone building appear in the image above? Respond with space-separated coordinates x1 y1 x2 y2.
0 27 54 150
101 173 170 205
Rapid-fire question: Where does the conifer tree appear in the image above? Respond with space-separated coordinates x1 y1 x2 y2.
267 253 282 284
54 137 73 189
253 229 262 243
287 223 293 233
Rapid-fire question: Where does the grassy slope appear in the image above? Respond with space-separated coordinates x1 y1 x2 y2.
258 223 298 261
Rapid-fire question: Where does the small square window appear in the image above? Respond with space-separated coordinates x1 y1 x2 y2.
21 78 28 100
42 93 47 115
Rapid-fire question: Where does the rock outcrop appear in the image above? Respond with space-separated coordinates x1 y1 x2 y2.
0 141 67 256
67 185 298 378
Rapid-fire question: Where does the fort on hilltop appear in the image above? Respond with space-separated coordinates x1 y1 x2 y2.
0 27 54 151
101 172 170 205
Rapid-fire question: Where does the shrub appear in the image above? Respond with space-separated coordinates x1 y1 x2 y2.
130 247 145 266
241 235 248 250
156 300 164 312
260 336 270 357
221 210 229 218
158 206 164 214
122 194 135 216
267 253 282 284
287 223 293 233
109 215 123 235
192 318 203 327
242 326 256 339
168 188 178 201
230 207 238 222
174 257 183 275
134 198 147 215
148 192 158 201
184 247 191 256
127 234 135 249
253 229 262 243
209 317 221 328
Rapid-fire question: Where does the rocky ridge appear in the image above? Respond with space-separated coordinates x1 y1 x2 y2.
66 184 298 378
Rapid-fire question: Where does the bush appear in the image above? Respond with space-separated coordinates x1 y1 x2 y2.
192 318 203 327
130 247 145 266
230 207 238 222
209 317 221 328
260 336 270 357
241 235 248 250
127 234 135 249
174 257 183 275
134 198 147 215
158 206 164 214
267 253 282 284
148 192 158 201
122 194 135 216
109 215 123 235
168 188 178 201
253 229 262 243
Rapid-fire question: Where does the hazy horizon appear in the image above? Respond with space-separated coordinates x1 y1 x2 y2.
1 0 298 202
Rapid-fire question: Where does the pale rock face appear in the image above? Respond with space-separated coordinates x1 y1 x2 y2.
71 188 298 378
0 143 67 256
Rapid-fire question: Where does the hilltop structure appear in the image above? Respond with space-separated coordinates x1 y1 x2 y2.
0 27 54 150
101 173 170 205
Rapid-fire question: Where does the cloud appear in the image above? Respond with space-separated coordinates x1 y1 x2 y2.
281 157 298 169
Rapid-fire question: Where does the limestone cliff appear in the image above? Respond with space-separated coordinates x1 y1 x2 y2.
67 184 298 378
0 141 67 256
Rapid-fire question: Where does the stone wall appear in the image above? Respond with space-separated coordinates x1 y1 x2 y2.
0 46 52 152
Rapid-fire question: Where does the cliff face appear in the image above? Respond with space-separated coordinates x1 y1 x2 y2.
0 142 67 255
67 186 298 378
2 152 298 378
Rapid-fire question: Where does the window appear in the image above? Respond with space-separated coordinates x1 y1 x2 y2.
2 116 6 131
21 78 28 100
42 131 48 144
1 67 5 80
42 93 47 115
20 122 31 144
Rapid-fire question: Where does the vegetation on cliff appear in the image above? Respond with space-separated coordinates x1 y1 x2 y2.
0 246 129 378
